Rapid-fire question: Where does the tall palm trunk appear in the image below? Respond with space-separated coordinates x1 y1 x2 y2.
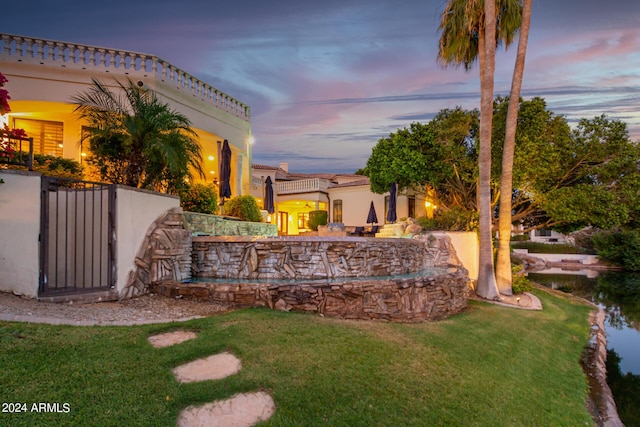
496 0 532 295
476 0 500 300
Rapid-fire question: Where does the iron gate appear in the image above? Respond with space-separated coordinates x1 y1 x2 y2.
39 177 116 296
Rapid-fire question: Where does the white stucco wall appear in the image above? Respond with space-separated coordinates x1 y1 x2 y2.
432 231 479 281
115 187 179 294
0 171 42 297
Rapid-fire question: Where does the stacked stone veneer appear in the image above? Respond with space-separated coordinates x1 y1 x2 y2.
121 209 470 321
153 233 470 322
192 236 433 279
120 208 192 299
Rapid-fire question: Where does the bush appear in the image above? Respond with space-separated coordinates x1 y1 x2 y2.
221 195 262 222
510 233 530 242
511 265 534 294
510 241 581 254
592 229 640 271
417 206 478 232
179 183 218 214
309 210 328 231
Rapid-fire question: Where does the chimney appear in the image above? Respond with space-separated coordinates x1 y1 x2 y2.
279 162 289 173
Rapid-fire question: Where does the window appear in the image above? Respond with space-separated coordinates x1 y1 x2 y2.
13 118 63 157
298 212 310 230
535 229 552 237
333 199 343 223
408 196 416 218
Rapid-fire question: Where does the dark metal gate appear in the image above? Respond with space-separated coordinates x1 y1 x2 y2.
39 177 116 296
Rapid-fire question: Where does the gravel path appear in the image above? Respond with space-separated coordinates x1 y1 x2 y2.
0 291 231 325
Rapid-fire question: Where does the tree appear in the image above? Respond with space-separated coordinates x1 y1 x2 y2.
496 0 532 294
438 0 523 299
72 78 205 193
366 122 448 194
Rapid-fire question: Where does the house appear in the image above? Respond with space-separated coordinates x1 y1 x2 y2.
0 33 253 195
250 163 429 235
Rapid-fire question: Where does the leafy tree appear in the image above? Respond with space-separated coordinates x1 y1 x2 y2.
366 122 448 194
72 78 205 193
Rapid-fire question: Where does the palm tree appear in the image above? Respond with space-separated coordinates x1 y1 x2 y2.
72 78 205 192
495 0 532 295
438 0 522 299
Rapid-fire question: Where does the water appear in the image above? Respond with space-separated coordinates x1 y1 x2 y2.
527 269 640 424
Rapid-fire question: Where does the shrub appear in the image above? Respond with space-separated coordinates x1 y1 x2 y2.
221 195 262 222
417 206 478 232
309 210 328 231
592 229 640 271
511 265 533 294
510 241 581 254
179 183 218 214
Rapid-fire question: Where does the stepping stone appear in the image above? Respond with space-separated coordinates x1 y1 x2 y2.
173 352 241 383
177 392 276 427
148 331 197 348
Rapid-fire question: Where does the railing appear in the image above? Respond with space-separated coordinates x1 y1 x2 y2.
0 136 34 170
251 176 263 187
0 33 250 121
276 178 329 195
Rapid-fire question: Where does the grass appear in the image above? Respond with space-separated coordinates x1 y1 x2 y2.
0 289 595 426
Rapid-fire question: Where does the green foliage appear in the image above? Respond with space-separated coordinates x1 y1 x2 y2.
221 195 262 222
592 229 640 271
309 210 328 231
510 233 529 242
179 183 218 214
417 206 478 232
72 78 204 193
7 152 84 179
365 98 640 234
366 121 453 194
511 265 534 294
511 242 581 254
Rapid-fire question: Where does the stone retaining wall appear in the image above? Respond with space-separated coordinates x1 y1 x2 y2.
154 268 469 322
192 234 460 280
183 212 277 236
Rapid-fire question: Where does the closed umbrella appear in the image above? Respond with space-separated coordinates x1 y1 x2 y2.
219 139 232 201
386 182 397 223
366 201 378 225
264 176 275 214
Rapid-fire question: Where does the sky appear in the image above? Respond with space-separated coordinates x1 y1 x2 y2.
4 0 640 173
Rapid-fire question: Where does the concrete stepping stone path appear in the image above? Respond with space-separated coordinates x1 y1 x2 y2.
148 330 276 425
177 392 276 427
173 352 242 383
147 330 197 348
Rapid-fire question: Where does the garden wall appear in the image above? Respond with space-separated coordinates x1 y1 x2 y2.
0 170 41 297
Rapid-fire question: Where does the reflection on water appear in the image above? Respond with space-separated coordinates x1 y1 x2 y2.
527 269 640 424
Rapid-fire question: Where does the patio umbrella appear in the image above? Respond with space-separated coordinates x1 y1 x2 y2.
366 201 378 225
386 182 397 223
219 139 232 201
264 176 275 214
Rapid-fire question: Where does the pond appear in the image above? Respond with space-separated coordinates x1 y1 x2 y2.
527 269 640 425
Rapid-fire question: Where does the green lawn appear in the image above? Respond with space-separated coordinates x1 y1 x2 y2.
0 290 595 426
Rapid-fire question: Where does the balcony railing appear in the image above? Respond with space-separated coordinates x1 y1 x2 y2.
276 178 328 195
0 33 250 121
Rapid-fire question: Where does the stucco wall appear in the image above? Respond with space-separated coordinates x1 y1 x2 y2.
115 187 180 295
0 170 42 297
430 231 479 281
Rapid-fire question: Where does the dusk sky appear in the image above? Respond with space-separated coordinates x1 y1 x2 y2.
4 0 640 173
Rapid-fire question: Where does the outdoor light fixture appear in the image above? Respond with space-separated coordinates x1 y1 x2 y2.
209 170 215 174
516 297 521 304
208 155 214 161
